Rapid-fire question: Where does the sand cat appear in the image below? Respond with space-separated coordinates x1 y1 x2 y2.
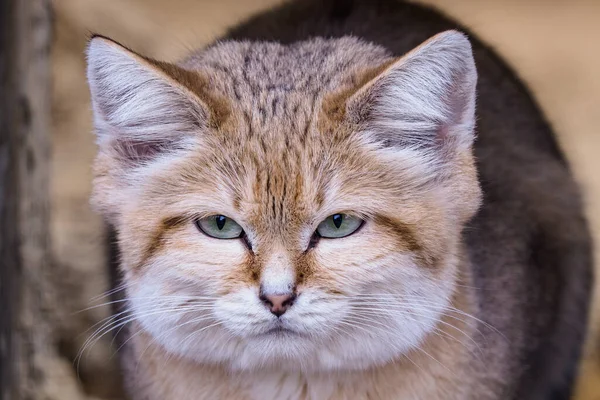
86 0 593 398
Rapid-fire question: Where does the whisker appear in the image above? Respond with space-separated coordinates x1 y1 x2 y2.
76 297 218 314
75 304 217 372
347 298 505 340
179 320 225 349
88 282 134 302
415 346 454 376
117 313 216 361
351 307 484 357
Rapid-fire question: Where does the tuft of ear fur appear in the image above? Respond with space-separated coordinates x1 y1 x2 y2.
348 30 477 157
86 36 208 163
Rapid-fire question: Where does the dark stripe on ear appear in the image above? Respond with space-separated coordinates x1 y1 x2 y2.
321 60 395 123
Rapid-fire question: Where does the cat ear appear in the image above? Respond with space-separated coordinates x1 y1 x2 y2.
347 30 477 157
86 36 210 163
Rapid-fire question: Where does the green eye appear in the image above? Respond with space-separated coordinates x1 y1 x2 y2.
195 215 243 239
316 213 363 239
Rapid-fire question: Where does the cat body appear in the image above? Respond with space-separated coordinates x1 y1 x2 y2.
86 0 593 399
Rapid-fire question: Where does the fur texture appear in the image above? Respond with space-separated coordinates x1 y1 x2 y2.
87 0 593 399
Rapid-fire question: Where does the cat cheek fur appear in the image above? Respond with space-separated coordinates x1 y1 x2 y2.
125 230 253 365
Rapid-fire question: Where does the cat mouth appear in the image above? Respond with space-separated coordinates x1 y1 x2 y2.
260 326 302 337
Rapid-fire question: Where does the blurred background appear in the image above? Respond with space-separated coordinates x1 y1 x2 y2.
12 0 600 398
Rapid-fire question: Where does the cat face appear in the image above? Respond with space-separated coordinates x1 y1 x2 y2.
87 31 481 371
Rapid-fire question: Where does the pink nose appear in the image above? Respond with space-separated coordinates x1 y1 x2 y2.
259 292 296 317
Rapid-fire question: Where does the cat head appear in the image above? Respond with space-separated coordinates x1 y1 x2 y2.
87 30 481 371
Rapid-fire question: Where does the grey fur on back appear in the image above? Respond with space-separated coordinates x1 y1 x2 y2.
218 0 594 398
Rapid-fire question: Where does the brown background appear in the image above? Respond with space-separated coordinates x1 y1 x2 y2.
50 0 600 398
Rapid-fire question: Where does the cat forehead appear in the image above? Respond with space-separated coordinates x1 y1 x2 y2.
181 37 391 95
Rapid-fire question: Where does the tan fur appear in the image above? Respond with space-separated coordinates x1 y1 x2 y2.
87 31 494 399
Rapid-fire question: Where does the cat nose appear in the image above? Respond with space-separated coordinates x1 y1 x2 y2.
259 290 297 317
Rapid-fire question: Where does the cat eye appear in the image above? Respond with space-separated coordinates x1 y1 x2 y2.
195 215 244 239
316 213 363 239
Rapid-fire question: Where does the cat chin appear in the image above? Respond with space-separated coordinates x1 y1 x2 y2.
142 320 426 373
